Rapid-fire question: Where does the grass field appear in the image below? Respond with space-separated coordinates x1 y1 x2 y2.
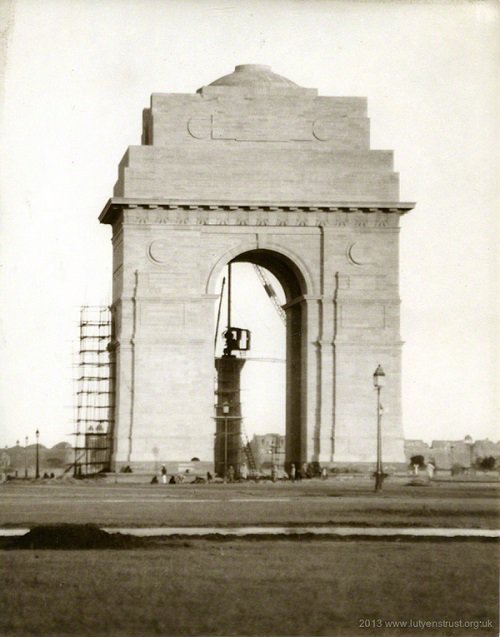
1 539 497 637
1 480 498 529
1 480 498 636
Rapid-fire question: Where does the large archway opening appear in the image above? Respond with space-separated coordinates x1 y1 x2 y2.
213 249 308 478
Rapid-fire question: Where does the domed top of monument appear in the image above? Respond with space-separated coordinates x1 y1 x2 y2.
103 65 410 210
197 64 316 96
209 64 299 88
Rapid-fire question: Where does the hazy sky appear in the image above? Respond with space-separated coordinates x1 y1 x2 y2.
0 0 498 448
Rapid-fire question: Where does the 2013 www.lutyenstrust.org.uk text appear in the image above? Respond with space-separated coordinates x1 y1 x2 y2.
359 619 494 630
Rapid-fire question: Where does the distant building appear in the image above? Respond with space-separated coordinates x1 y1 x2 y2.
0 450 10 471
404 437 500 471
472 439 500 461
2 442 73 477
404 440 431 463
248 435 499 473
250 434 286 471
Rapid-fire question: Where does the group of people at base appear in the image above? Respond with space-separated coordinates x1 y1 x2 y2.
288 463 327 481
150 465 177 485
152 461 330 484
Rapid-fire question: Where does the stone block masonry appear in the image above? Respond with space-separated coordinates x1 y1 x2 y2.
100 65 414 471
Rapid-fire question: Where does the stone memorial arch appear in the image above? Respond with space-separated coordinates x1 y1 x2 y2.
99 64 414 472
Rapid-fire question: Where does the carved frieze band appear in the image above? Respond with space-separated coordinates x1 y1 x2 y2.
118 204 401 228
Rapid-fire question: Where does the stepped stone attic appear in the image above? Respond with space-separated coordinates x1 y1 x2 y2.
100 64 414 471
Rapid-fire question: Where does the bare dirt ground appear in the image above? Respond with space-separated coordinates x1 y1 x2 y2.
0 479 498 529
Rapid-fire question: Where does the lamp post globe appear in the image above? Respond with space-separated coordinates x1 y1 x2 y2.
373 364 386 388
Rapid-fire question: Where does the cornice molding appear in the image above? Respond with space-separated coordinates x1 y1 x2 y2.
100 198 415 227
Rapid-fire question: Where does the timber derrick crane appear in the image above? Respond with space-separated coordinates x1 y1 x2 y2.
213 262 285 478
252 265 286 326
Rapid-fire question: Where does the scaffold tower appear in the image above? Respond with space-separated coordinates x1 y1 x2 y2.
73 306 115 476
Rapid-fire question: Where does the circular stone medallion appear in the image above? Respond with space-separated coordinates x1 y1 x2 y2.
148 240 169 264
347 241 372 266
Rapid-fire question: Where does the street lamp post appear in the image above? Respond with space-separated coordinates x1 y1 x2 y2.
373 365 386 492
24 436 28 478
35 429 40 479
222 401 230 481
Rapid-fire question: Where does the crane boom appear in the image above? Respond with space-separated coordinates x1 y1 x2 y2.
214 276 226 351
253 265 286 325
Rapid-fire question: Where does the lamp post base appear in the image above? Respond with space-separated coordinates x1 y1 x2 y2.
374 472 384 492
